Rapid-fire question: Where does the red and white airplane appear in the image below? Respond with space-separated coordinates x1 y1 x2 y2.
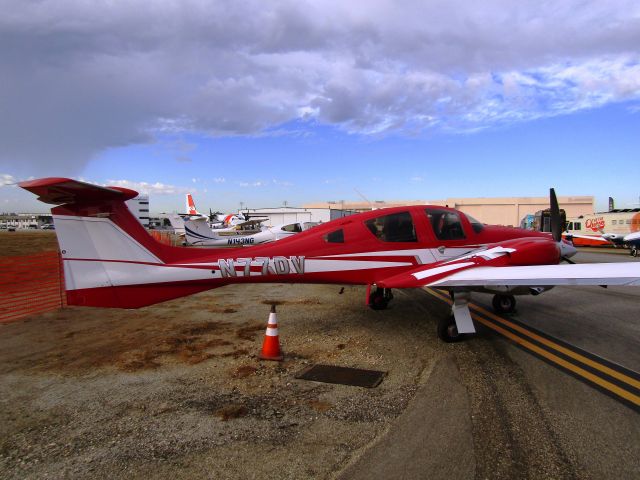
186 193 246 227
20 178 640 342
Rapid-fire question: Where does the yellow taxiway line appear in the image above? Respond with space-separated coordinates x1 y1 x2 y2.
423 288 640 408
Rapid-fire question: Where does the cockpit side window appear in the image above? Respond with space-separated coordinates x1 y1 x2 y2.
465 213 484 234
364 211 417 242
426 209 466 240
324 228 344 243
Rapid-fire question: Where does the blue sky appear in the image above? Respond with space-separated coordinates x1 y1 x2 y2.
1 1 639 213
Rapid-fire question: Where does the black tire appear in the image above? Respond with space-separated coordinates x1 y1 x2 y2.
492 294 516 314
368 290 389 310
631 248 638 258
437 316 464 342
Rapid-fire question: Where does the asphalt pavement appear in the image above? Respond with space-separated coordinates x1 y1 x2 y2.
339 249 640 479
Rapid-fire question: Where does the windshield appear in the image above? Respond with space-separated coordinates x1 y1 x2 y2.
465 214 484 233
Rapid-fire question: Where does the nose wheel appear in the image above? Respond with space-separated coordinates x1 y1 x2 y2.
492 294 516 314
437 315 465 342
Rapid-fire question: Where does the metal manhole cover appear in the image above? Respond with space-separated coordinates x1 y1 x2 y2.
295 364 386 388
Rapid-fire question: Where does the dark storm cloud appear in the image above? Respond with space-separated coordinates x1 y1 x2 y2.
1 0 639 173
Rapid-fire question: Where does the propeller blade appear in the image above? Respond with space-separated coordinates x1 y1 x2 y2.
550 188 562 243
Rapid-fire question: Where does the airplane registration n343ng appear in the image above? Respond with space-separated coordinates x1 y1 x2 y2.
20 178 640 342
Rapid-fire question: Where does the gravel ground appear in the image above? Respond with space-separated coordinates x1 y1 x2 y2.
0 283 437 479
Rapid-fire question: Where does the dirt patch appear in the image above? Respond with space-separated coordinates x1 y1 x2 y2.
215 405 249 421
179 321 231 336
208 306 239 314
1 315 257 374
260 298 322 306
236 322 265 341
309 400 333 413
232 365 259 378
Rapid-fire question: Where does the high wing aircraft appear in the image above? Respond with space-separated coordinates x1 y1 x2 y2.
622 231 640 257
184 217 317 246
20 178 640 342
589 230 640 256
187 192 255 228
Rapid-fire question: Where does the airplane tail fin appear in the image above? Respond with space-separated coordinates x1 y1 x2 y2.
184 217 219 245
19 178 220 308
186 193 200 216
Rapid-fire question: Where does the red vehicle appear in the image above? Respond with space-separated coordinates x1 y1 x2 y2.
20 178 640 342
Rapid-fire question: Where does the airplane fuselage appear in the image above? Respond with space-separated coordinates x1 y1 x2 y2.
52 200 564 308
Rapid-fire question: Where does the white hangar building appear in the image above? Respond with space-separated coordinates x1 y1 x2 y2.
241 207 357 227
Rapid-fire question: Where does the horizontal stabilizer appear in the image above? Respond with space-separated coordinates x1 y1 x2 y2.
19 177 138 205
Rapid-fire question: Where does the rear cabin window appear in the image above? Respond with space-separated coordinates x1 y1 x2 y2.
426 209 466 240
324 229 344 243
364 212 417 242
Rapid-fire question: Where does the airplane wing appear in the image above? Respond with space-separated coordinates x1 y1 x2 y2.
235 219 267 228
377 261 640 289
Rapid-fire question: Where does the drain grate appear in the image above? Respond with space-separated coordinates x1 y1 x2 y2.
295 364 386 388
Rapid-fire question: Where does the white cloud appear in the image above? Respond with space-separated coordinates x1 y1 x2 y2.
213 177 226 183
1 173 17 186
106 179 192 195
410 176 424 182
272 179 293 187
238 180 269 187
238 178 293 187
629 104 640 114
1 1 640 172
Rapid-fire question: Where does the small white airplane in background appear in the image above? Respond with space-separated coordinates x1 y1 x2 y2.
625 231 640 257
184 217 318 246
598 230 640 256
160 213 186 236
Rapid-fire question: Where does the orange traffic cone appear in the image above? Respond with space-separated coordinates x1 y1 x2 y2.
259 305 284 361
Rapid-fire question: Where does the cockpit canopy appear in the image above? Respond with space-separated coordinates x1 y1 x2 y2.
365 211 417 242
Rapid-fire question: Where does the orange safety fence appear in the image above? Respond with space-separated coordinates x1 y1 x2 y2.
0 251 66 324
149 230 180 246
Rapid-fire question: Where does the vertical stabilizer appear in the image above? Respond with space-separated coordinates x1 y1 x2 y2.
186 193 200 216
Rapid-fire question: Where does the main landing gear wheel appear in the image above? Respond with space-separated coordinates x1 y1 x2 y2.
437 316 464 343
492 294 516 314
368 288 393 310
